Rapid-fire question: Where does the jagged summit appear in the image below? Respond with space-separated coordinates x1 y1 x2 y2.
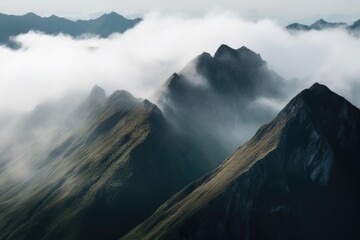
213 44 264 64
156 44 286 171
98 12 128 21
214 44 238 58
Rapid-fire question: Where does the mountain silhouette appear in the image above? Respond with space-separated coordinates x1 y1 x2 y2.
0 12 141 46
156 44 289 169
286 18 360 35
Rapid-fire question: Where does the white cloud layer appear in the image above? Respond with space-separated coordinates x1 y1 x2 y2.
1 12 360 114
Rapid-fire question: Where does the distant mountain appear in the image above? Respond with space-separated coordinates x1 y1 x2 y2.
348 19 360 31
0 86 209 239
156 44 292 169
0 12 141 45
348 19 360 36
286 18 348 31
285 23 311 31
310 19 347 30
124 83 360 240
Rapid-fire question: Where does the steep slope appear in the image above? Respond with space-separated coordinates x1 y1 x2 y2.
156 44 289 168
124 83 360 240
0 12 141 45
0 86 207 240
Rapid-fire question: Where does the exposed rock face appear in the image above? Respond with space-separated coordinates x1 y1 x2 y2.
157 44 288 169
123 83 360 240
0 86 208 240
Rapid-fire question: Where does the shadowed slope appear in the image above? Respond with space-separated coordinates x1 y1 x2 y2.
123 83 360 240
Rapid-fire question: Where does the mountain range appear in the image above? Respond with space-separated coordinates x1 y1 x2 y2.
286 18 360 35
1 43 359 240
0 12 141 46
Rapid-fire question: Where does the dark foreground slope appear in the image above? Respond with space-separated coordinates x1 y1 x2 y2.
0 86 207 240
123 83 360 240
156 44 290 168
0 12 141 45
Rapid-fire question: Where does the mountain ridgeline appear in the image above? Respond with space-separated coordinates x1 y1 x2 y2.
286 18 360 36
123 83 360 240
0 86 210 240
0 12 141 46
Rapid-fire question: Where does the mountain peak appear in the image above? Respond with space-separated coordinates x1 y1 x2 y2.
213 44 264 66
106 89 140 109
23 12 40 18
316 18 327 23
214 44 238 58
89 85 106 101
237 46 263 59
310 19 347 30
286 23 312 31
308 82 330 93
283 83 337 111
99 11 126 21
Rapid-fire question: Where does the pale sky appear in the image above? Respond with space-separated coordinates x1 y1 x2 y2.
0 0 359 23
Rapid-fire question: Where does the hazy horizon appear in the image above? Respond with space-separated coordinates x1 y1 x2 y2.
0 0 359 24
1 12 360 115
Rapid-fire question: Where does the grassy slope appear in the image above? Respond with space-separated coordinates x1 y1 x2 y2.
0 90 205 240
122 105 286 240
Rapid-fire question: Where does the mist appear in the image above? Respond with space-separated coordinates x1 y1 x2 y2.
1 12 360 115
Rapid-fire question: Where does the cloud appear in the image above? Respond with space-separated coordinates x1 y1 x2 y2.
1 12 360 115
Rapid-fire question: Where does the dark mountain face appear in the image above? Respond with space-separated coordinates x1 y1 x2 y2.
123 83 360 240
157 44 289 169
0 12 141 46
0 86 209 240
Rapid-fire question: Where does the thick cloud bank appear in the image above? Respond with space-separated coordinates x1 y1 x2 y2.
1 12 360 114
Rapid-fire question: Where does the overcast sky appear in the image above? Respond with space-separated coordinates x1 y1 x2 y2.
0 0 359 23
